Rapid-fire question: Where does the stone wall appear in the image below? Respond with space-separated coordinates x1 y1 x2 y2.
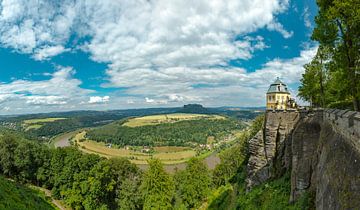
246 109 360 209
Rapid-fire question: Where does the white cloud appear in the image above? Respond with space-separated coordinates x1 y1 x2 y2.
302 6 312 28
105 46 317 107
0 66 94 113
33 45 69 60
145 97 168 105
0 0 290 62
88 96 110 104
26 95 67 105
266 20 293 38
0 0 313 114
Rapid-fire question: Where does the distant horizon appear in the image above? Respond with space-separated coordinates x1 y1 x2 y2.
0 104 266 117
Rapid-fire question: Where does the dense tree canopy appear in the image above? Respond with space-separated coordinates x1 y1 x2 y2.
87 118 243 147
299 0 360 110
140 159 174 210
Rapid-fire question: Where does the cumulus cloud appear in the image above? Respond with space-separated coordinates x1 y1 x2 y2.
107 46 317 107
88 96 110 104
0 0 313 114
266 20 294 38
0 0 291 62
33 45 69 60
26 95 67 105
0 66 93 112
145 97 168 105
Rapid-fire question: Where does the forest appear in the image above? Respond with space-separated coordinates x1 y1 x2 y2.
298 0 360 110
86 118 243 146
0 115 314 209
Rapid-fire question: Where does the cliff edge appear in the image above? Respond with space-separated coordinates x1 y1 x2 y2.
246 109 360 209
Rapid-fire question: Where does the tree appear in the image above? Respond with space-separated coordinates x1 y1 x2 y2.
0 135 18 177
140 159 174 210
175 158 211 208
299 46 331 107
109 158 143 210
311 0 360 110
83 160 116 210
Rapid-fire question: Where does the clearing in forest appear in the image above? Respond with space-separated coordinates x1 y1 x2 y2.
73 131 197 165
23 118 66 131
122 113 225 127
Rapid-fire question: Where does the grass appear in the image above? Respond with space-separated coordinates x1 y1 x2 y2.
153 146 190 152
122 113 225 127
73 131 198 165
0 176 55 210
23 118 66 124
22 118 66 131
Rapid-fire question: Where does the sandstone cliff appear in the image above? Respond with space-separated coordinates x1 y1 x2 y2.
246 109 360 210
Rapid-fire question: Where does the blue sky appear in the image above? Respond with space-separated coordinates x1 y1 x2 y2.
0 0 318 115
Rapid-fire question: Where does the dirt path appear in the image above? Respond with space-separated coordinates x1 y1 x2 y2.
35 187 70 210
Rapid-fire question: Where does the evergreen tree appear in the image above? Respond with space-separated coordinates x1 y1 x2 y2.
140 159 174 210
175 158 211 208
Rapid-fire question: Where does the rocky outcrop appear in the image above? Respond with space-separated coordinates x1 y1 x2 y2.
246 109 360 209
246 111 300 190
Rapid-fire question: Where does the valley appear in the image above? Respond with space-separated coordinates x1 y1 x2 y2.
50 112 244 167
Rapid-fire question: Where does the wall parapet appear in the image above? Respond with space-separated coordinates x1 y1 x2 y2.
324 109 360 150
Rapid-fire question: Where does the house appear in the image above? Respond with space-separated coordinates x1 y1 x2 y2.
266 77 296 110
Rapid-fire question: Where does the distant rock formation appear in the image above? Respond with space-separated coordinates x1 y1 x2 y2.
178 104 210 114
246 109 360 209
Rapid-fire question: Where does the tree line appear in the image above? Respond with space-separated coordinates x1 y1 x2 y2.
299 0 360 110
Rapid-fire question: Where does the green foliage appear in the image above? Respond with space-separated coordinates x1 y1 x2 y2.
236 174 315 210
174 158 211 208
141 159 174 210
249 114 264 139
0 176 55 210
207 184 235 210
300 0 360 110
0 134 143 210
87 118 243 147
213 133 248 186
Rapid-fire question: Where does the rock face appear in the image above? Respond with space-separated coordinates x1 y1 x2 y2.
246 111 300 190
246 109 360 209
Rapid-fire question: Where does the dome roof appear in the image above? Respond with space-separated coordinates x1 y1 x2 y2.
267 77 289 94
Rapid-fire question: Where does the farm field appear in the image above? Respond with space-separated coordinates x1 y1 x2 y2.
73 131 197 164
22 118 66 131
122 113 225 127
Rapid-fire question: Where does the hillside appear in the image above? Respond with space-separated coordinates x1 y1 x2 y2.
0 176 55 210
86 113 244 147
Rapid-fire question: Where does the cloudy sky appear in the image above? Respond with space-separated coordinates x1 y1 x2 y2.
0 0 318 115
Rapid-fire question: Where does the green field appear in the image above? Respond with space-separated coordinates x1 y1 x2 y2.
123 113 225 127
22 118 66 131
74 131 197 164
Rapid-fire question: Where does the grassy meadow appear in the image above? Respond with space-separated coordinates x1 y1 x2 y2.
122 113 225 127
74 131 197 164
22 117 66 131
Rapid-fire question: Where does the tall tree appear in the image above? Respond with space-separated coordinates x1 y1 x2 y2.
0 135 18 177
140 159 174 210
175 158 211 208
312 0 360 110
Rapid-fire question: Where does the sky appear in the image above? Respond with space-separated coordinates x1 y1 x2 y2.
0 0 318 115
